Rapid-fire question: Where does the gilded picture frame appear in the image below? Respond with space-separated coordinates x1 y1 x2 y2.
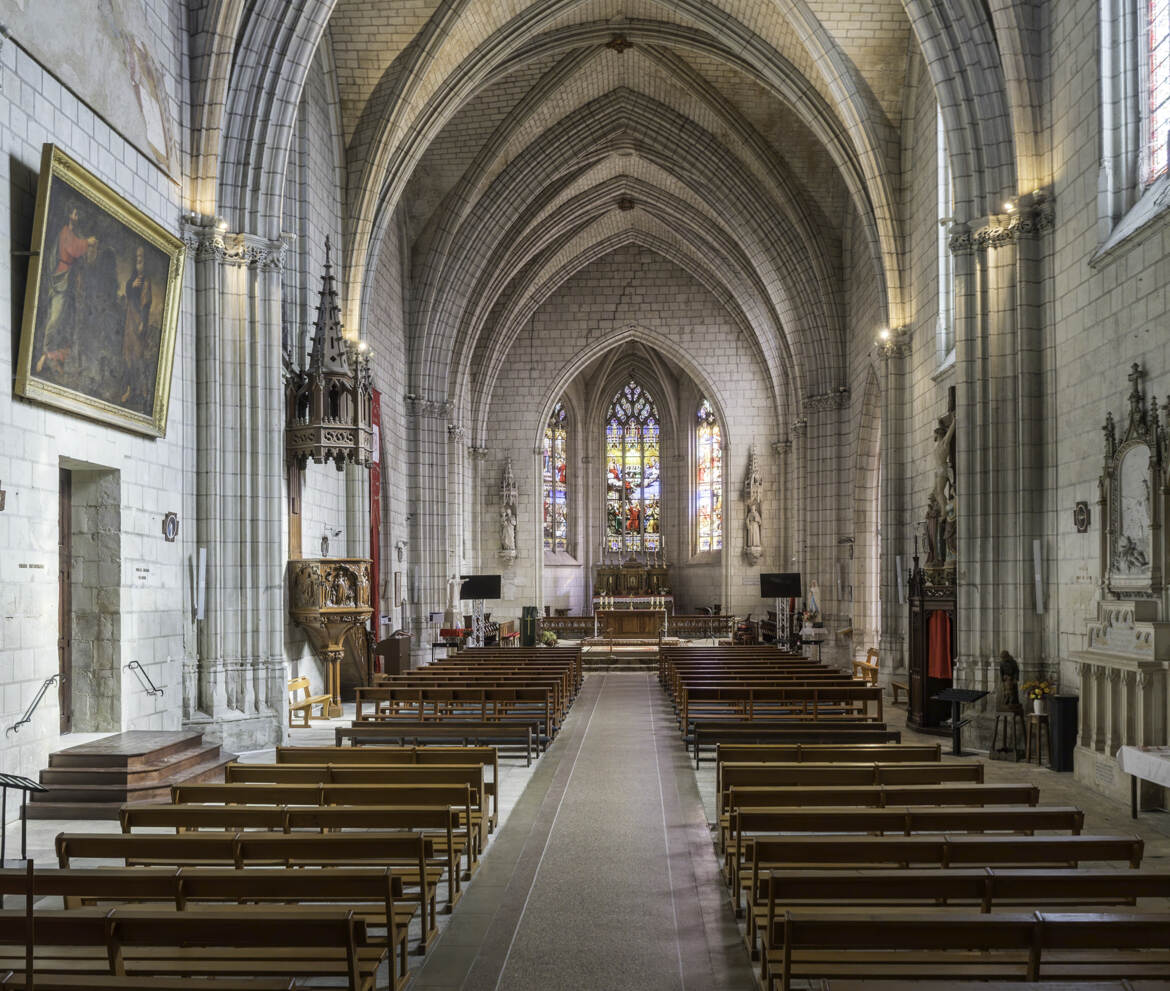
14 144 184 437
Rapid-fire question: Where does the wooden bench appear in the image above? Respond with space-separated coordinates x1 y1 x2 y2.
336 721 538 765
751 866 1170 972
0 907 385 991
694 722 902 765
171 780 486 866
118 802 469 906
715 743 942 797
768 911 1170 990
55 830 441 954
0 976 297 991
815 982 1170 991
287 676 331 729
0 865 413 990
733 833 1145 915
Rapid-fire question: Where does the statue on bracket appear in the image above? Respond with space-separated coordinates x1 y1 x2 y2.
922 400 956 582
743 445 763 564
499 457 518 560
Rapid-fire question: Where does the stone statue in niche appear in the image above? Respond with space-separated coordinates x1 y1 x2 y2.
743 446 763 564
499 457 518 560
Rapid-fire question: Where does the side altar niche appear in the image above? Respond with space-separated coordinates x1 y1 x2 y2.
1072 365 1169 808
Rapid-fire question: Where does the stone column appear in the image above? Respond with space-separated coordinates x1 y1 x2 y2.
879 332 911 674
949 194 1053 719
182 219 287 752
407 396 455 656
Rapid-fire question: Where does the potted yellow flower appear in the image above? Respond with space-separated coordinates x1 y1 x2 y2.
1020 679 1053 715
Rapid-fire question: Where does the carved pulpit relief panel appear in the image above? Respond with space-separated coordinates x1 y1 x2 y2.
1100 363 1167 598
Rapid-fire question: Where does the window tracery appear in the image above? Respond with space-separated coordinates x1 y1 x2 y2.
696 399 722 552
605 382 661 554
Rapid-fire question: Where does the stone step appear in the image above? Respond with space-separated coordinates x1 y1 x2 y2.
39 741 226 786
26 751 235 816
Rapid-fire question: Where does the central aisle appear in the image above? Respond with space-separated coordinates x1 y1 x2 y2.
412 673 753 991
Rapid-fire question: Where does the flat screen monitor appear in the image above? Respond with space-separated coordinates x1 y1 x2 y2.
460 574 501 600
760 573 801 598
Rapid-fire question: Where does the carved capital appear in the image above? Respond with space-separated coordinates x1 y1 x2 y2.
876 326 912 360
468 445 489 460
448 422 466 441
406 395 454 419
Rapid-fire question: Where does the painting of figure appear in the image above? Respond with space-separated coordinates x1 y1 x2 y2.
15 144 183 437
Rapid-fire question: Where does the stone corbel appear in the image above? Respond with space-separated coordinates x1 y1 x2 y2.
876 326 911 360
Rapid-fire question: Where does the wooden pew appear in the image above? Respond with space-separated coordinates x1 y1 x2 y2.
679 685 884 729
336 722 537 765
693 722 902 765
223 762 497 838
815 982 1170 990
768 911 1170 990
714 743 943 797
272 744 500 830
0 907 385 991
0 866 413 990
171 780 486 865
748 860 1158 965
732 833 1145 914
55 831 441 954
118 802 469 905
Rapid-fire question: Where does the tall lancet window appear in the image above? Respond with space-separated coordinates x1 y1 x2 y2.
937 104 956 362
1146 0 1170 182
695 399 722 551
605 381 661 553
543 401 569 552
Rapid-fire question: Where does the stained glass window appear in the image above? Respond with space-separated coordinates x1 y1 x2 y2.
1147 0 1170 182
696 399 722 551
542 401 568 552
605 381 661 553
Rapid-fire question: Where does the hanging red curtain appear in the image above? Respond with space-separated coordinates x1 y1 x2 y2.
928 610 953 679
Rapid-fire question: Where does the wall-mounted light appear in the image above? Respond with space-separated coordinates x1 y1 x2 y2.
878 328 890 342
1003 200 1016 213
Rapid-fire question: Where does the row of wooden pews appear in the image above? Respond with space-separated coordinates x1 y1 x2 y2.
661 646 1170 989
342 646 582 763
7 736 528 991
659 645 898 765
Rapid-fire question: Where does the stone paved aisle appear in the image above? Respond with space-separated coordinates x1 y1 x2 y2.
412 672 753 991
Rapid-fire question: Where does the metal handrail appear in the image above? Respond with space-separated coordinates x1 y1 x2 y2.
5 675 59 736
126 660 164 697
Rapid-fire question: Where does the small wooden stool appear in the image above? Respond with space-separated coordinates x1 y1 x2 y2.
1025 712 1051 766
991 706 1026 760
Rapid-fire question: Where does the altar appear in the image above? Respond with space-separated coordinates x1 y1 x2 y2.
595 608 668 639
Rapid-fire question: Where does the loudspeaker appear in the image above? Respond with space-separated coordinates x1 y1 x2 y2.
1033 539 1044 615
195 547 207 621
896 555 905 605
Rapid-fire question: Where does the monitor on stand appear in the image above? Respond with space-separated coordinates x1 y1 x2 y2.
760 573 801 649
460 575 502 646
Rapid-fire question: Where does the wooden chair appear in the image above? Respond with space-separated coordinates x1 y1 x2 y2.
851 648 879 685
288 676 331 729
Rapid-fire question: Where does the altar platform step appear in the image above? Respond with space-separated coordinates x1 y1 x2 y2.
25 730 236 820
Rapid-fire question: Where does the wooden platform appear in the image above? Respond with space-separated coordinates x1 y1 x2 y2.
582 643 660 671
25 730 236 820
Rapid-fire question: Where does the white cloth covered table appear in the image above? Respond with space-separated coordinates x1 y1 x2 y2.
1116 745 1170 817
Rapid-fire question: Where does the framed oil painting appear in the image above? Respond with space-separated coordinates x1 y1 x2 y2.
14 144 184 437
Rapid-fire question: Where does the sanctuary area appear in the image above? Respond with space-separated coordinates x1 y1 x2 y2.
0 0 1169 989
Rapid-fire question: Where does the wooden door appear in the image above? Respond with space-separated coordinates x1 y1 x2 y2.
58 468 72 734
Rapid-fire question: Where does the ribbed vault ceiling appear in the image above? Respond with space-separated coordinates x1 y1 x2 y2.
323 0 919 433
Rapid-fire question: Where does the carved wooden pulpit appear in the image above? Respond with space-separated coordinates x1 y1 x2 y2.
289 558 372 717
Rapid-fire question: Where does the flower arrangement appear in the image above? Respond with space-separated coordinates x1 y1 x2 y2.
540 630 558 646
1020 679 1053 701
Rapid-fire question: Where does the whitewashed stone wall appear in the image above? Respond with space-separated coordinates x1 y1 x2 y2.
0 18 190 780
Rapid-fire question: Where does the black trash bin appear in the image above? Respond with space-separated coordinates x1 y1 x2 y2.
1049 694 1079 772
521 605 539 647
